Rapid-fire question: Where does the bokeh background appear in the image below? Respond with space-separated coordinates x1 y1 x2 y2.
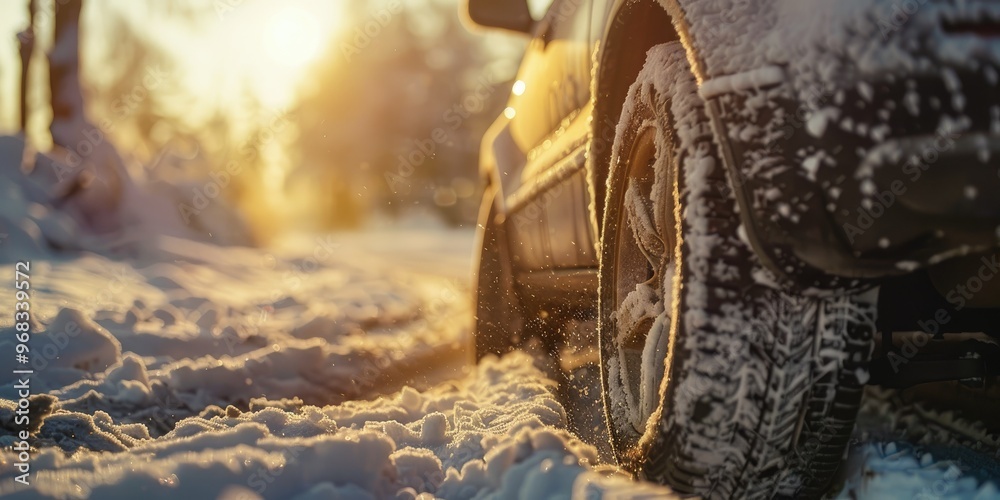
0 0 547 242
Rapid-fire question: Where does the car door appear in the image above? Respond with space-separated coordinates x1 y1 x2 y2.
503 0 597 274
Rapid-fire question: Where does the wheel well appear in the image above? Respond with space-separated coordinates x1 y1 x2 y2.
589 0 679 237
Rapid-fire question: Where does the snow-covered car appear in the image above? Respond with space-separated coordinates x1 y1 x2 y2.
466 0 1000 497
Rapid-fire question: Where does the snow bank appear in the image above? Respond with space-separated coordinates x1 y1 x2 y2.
0 134 251 267
1 354 676 499
836 387 1000 499
0 231 461 420
838 442 1000 500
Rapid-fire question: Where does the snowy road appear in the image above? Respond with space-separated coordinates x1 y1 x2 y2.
288 226 480 394
0 226 674 499
0 223 998 499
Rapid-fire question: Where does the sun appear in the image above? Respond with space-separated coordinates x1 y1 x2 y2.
263 6 323 70
217 0 342 107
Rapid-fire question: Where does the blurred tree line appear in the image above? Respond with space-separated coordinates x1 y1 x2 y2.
75 0 518 233
290 0 515 228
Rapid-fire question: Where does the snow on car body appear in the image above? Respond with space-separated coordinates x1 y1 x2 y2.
671 0 1000 286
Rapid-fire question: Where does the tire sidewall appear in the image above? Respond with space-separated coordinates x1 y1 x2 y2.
598 48 682 467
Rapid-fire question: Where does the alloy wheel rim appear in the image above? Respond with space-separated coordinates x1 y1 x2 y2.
612 124 675 435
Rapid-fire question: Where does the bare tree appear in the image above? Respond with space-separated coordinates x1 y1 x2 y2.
48 0 128 233
49 0 86 150
16 0 38 133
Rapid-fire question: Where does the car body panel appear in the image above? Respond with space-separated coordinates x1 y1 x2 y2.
485 0 683 286
490 0 597 273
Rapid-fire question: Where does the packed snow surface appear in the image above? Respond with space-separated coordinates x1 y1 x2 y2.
0 224 680 499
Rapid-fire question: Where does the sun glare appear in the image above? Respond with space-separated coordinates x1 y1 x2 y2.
213 0 342 108
264 6 322 70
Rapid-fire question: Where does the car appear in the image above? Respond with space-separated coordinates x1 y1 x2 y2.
464 0 1000 498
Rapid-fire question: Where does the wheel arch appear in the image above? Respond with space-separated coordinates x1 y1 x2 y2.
588 0 712 241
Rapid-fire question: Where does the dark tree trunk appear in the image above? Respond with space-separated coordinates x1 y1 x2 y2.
46 0 127 234
49 0 86 149
16 0 37 133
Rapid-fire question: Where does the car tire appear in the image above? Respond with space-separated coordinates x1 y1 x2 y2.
473 187 524 361
597 42 878 499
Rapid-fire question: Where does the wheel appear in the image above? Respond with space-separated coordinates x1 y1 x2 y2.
597 42 877 499
473 186 524 361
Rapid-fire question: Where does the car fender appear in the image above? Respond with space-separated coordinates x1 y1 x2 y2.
586 0 679 237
